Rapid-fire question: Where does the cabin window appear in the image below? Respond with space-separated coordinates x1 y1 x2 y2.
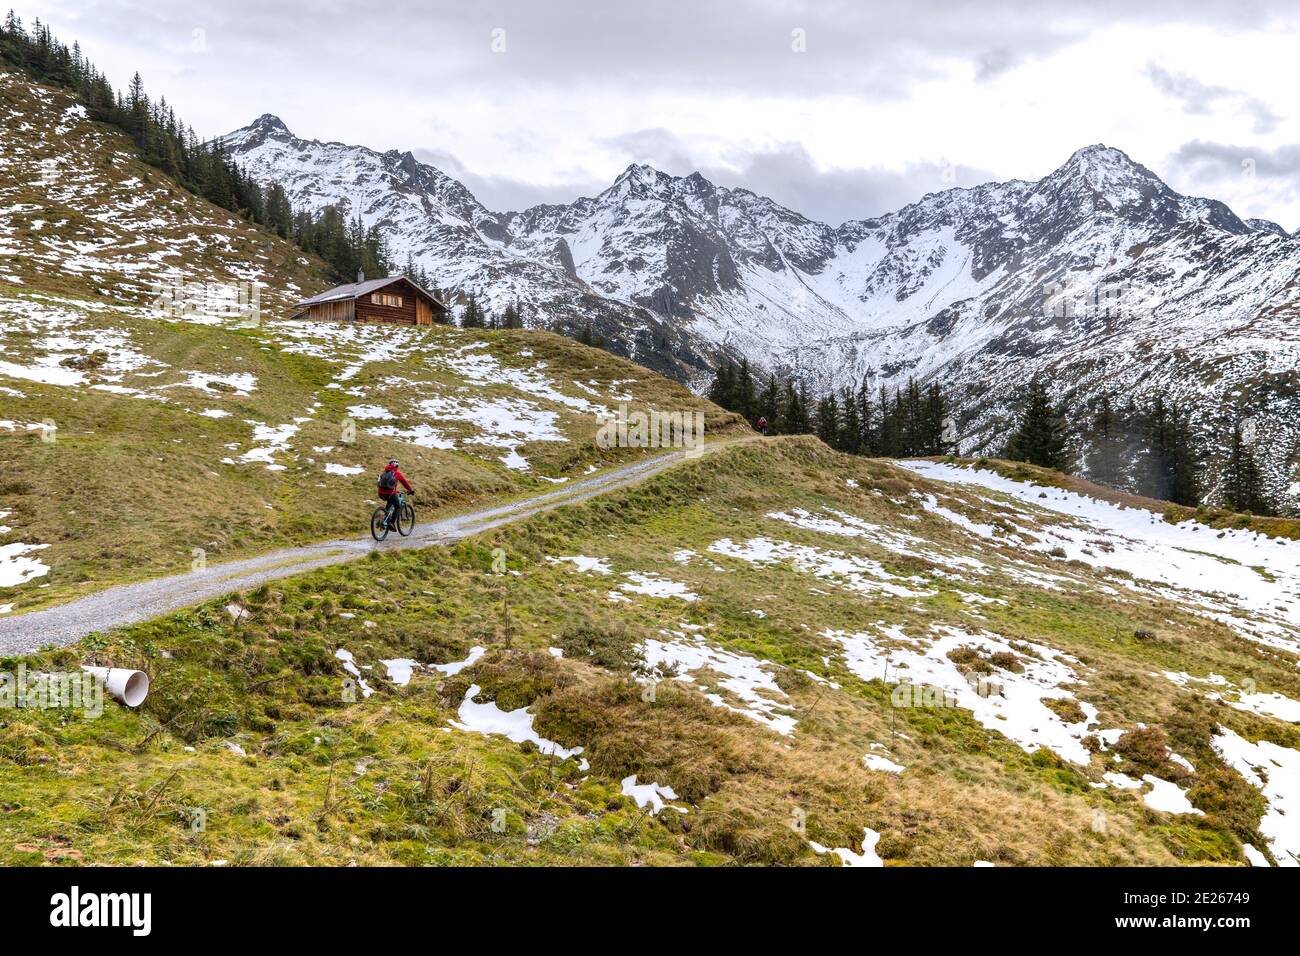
371 292 404 308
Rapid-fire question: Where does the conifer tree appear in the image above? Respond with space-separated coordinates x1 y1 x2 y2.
501 300 524 329
839 386 861 454
1006 379 1069 471
855 383 875 454
1223 416 1272 515
815 392 840 446
735 358 756 424
1138 395 1201 505
706 360 737 411
1085 394 1125 488
460 292 485 329
920 383 951 455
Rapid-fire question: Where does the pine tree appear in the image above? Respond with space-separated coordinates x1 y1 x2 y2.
758 374 780 433
460 292 485 329
735 358 756 424
1138 395 1201 505
501 300 524 329
920 383 951 455
838 386 861 454
782 380 811 434
855 384 875 454
1006 379 1070 471
876 384 896 457
1166 405 1202 507
815 393 840 447
902 378 924 455
1223 416 1272 515
1085 395 1125 488
706 360 737 411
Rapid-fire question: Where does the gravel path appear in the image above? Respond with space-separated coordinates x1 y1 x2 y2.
0 449 703 654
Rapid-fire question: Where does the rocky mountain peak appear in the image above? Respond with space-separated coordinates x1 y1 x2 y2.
1045 144 1166 203
250 113 290 135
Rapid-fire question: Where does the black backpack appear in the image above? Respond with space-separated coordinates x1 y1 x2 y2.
378 469 397 492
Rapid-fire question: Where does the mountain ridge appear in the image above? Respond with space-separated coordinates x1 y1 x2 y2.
220 117 1300 509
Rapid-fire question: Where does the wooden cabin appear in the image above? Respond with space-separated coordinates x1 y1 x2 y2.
291 276 448 325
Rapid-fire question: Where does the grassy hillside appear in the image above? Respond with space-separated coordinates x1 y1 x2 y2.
0 72 744 612
0 71 328 309
3 437 1297 866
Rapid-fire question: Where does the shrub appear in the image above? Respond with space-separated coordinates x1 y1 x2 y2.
556 619 646 672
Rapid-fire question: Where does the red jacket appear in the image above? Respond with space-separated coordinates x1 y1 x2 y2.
377 464 413 497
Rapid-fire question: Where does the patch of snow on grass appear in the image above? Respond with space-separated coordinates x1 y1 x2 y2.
1139 775 1203 815
642 631 796 735
170 371 256 395
431 646 486 676
620 572 698 601
0 542 50 587
346 404 391 420
367 423 455 449
1213 725 1300 866
621 775 687 814
810 828 884 867
333 648 373 698
548 555 612 575
863 754 905 773
1244 844 1271 867
237 421 298 468
827 623 1107 765
380 659 419 686
452 683 584 762
710 537 934 599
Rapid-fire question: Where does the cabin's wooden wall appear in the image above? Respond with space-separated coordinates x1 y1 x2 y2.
302 299 355 322
356 290 418 325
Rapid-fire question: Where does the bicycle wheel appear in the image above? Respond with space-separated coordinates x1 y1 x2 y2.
370 507 390 541
397 502 415 536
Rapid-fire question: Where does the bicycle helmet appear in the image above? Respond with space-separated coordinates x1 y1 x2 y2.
388 458 400 467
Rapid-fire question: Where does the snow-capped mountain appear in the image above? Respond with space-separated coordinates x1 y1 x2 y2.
218 115 718 383
221 117 1300 503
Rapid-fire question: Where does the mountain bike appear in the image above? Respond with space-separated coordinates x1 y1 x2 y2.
370 492 415 541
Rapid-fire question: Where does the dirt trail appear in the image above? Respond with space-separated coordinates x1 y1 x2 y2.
0 445 721 654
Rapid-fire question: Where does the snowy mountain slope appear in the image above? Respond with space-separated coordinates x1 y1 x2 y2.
220 116 721 383
220 118 1300 506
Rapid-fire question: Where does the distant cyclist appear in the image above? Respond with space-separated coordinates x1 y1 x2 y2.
756 416 768 436
376 458 413 530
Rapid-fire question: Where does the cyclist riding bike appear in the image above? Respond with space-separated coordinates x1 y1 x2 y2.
376 458 413 530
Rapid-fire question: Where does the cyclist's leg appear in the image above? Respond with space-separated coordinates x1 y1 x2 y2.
383 495 397 528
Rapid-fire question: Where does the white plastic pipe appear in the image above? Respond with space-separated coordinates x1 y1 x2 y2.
81 666 150 707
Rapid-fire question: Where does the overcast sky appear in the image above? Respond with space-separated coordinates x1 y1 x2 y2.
19 0 1300 228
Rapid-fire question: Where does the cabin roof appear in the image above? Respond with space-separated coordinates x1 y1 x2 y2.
294 276 447 311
